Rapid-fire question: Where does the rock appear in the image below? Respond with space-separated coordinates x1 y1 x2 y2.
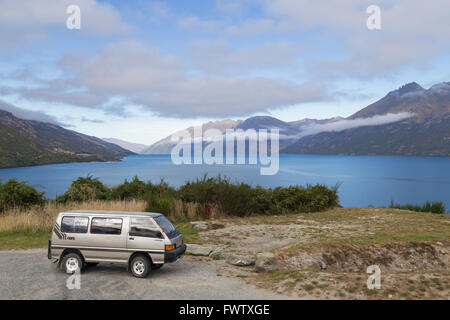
186 244 213 256
303 257 327 270
226 254 255 266
210 221 225 230
255 252 278 273
209 247 226 260
317 259 327 270
190 221 208 230
436 241 444 247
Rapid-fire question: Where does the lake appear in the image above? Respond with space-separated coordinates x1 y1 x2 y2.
0 154 449 208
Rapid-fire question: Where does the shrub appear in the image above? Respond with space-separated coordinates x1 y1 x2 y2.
144 193 174 215
389 201 446 214
111 177 176 200
58 175 110 202
0 179 45 213
110 176 148 200
177 175 339 217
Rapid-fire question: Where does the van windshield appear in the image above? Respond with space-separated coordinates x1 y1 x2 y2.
153 215 179 238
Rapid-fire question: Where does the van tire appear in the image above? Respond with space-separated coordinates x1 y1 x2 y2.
61 252 83 274
130 255 151 278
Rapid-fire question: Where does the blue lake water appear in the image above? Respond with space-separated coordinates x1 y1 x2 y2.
0 154 449 208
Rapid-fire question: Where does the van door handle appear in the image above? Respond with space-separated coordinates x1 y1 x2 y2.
129 237 134 240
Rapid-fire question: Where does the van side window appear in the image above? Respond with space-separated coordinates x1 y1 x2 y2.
91 218 122 235
61 216 89 233
130 217 163 238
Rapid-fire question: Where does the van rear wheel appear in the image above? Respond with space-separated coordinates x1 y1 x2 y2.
61 253 83 274
130 255 151 278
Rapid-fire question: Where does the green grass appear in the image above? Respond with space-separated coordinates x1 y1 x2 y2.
0 231 50 251
0 224 198 251
388 201 447 214
175 223 200 244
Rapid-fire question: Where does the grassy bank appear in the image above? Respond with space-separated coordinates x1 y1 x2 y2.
198 207 450 251
0 199 146 250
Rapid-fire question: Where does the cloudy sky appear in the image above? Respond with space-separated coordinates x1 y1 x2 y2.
0 0 449 144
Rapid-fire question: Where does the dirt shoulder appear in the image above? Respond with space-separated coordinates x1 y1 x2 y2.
189 208 450 299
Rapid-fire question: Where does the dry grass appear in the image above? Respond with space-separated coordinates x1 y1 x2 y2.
167 199 225 222
255 269 450 300
195 207 450 300
0 199 146 234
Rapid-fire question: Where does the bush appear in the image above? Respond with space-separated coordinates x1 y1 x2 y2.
144 193 174 215
110 176 148 200
0 179 45 212
58 176 110 202
26 174 340 220
389 201 446 214
177 175 339 217
110 176 176 201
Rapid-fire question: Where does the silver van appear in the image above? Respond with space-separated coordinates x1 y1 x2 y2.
48 210 186 278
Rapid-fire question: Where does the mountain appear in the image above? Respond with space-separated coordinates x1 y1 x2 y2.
142 115 344 154
102 138 149 154
141 81 450 156
0 110 134 168
283 82 450 155
141 119 243 154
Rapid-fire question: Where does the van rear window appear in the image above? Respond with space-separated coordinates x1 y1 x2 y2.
61 216 89 233
90 218 122 235
153 215 179 238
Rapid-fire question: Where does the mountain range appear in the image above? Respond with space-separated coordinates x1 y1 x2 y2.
102 138 149 154
284 82 450 155
141 82 450 156
0 110 134 168
1 81 449 169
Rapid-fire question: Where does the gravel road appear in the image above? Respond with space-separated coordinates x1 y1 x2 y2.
0 249 287 300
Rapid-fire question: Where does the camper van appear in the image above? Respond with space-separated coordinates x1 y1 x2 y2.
48 210 186 278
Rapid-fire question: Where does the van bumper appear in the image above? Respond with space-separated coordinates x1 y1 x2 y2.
47 240 51 259
164 244 186 263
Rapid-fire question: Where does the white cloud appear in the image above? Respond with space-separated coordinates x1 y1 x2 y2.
225 19 276 36
178 16 223 32
0 99 67 125
0 0 133 48
11 39 330 118
187 39 306 75
295 112 414 139
262 0 450 79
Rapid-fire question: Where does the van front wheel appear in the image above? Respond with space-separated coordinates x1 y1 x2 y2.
130 255 151 278
61 253 83 274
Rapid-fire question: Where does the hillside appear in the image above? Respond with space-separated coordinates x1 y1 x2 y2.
141 81 450 156
283 82 450 155
0 110 134 168
142 116 343 154
142 119 243 154
102 138 149 154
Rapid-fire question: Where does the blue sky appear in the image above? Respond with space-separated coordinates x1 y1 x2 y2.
0 0 449 144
